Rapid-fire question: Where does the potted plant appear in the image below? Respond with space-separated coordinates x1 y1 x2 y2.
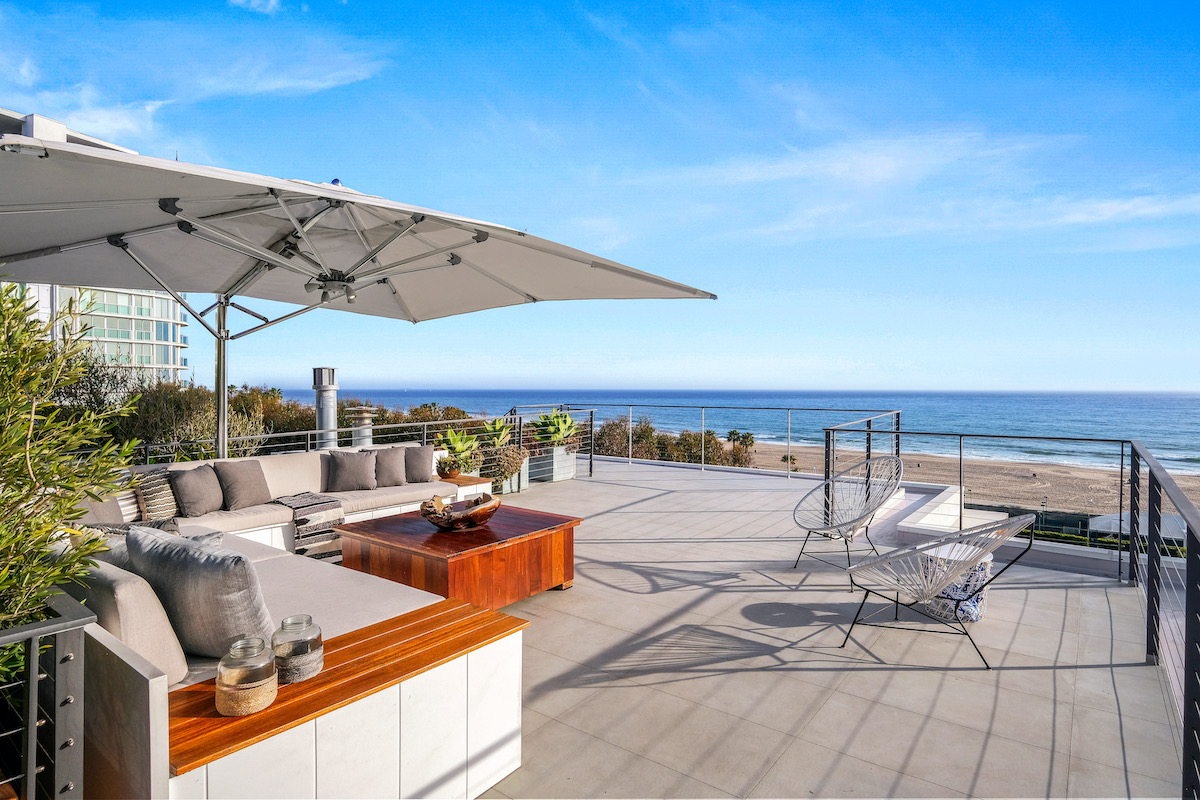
478 419 529 494
434 428 482 476
526 410 580 482
0 283 137 796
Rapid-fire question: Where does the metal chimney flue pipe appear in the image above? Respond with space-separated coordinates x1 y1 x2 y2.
313 367 338 450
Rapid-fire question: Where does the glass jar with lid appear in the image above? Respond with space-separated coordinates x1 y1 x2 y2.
272 614 324 684
215 636 277 716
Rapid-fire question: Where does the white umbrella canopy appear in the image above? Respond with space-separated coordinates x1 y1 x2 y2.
0 133 715 455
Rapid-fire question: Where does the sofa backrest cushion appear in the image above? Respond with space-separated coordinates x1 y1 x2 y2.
405 445 436 483
256 452 324 498
127 527 274 658
64 559 190 686
169 465 224 518
327 450 377 492
213 460 272 511
373 446 408 487
135 468 179 521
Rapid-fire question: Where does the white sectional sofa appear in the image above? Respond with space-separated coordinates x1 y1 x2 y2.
71 444 525 800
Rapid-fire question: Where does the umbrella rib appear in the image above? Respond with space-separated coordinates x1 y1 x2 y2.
271 190 331 274
406 229 539 303
341 207 422 278
0 194 265 215
382 277 418 323
173 212 323 279
229 298 333 340
108 238 220 340
353 231 488 281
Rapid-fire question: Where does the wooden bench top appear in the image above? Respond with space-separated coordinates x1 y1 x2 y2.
167 599 528 777
437 475 494 488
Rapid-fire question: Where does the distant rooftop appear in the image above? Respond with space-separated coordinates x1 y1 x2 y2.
0 107 136 153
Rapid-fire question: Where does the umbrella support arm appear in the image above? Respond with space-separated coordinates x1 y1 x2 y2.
108 236 221 340
215 301 229 459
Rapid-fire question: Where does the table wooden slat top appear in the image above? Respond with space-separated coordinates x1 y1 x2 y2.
336 505 581 560
167 599 528 777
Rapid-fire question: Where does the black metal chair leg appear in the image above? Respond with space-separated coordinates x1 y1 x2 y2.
794 532 813 569
842 591 869 648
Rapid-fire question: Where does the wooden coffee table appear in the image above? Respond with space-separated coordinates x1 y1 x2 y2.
338 505 579 610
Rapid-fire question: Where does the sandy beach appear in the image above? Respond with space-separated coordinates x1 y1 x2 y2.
740 441 1200 516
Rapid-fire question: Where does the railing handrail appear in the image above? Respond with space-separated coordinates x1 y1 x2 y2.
1132 439 1200 540
827 425 1129 446
554 402 901 414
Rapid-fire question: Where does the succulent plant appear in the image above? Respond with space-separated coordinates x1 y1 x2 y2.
434 427 479 457
480 418 513 449
528 410 578 448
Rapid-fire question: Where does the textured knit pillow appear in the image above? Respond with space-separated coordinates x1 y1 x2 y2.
405 445 435 483
213 460 272 511
168 465 223 518
135 469 179 521
373 446 408 487
126 527 272 658
327 450 377 492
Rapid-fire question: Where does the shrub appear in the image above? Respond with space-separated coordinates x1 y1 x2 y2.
0 284 137 680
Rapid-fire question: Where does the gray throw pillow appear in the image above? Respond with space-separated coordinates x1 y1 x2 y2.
135 468 179 520
327 450 377 492
372 446 407 487
126 527 273 658
213 460 272 511
405 444 435 483
168 465 224 518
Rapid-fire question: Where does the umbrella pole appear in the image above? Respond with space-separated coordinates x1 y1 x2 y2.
215 299 229 459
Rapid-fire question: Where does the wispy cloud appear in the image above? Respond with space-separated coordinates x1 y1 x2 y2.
229 0 281 13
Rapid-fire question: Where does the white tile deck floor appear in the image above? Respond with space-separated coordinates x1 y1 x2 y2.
483 460 1181 799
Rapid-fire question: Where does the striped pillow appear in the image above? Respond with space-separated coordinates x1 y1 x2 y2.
136 469 180 521
113 489 142 523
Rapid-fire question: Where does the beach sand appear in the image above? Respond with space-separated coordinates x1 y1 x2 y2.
738 441 1200 516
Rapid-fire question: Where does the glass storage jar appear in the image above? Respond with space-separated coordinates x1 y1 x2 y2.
272 614 324 684
215 637 277 717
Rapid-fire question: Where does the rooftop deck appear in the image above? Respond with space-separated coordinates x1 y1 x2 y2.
486 460 1178 798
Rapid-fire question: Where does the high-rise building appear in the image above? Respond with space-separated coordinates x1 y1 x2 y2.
2 108 190 383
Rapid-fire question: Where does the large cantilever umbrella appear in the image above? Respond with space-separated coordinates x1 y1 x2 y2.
0 133 715 456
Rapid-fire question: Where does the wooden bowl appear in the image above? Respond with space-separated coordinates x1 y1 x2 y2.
420 494 501 531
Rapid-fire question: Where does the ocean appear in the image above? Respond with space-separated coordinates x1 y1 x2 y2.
278 389 1200 475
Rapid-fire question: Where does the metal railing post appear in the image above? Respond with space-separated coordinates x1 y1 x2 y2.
894 411 901 457
824 428 834 481
628 405 633 463
700 407 705 470
866 417 873 461
1130 456 1141 585
786 409 791 479
1146 471 1163 665
589 410 595 477
1183 519 1200 795
959 435 965 530
517 417 524 492
422 422 428 446
1118 442 1126 580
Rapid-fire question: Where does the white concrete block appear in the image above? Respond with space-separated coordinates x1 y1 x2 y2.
467 633 523 798
205 721 316 799
168 768 206 800
400 659 468 799
315 686 401 799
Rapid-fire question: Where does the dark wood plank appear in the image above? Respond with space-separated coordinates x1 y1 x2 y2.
337 505 581 559
168 600 528 776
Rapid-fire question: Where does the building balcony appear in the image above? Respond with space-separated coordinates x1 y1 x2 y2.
486 459 1177 798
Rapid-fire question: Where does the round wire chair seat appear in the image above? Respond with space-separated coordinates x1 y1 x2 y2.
792 455 903 569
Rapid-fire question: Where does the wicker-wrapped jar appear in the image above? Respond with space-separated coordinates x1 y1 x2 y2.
272 614 324 684
216 637 277 716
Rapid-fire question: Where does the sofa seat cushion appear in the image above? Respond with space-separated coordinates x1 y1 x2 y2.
255 554 442 639
64 560 190 686
174 503 294 534
324 482 456 514
221 533 292 564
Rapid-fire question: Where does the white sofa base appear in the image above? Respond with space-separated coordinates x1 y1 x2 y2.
165 632 522 800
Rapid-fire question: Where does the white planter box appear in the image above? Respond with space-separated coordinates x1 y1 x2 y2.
494 460 529 494
530 447 576 482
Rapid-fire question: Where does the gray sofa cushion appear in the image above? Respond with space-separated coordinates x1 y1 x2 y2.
63 560 190 686
374 446 408 487
169 465 224 518
220 534 292 564
326 482 458 514
82 519 185 570
405 445 435 483
327 450 377 492
77 497 125 524
174 503 294 535
135 468 179 521
213 460 272 511
126 527 274 658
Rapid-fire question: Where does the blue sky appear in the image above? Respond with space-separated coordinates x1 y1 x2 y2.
3 1 1199 391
